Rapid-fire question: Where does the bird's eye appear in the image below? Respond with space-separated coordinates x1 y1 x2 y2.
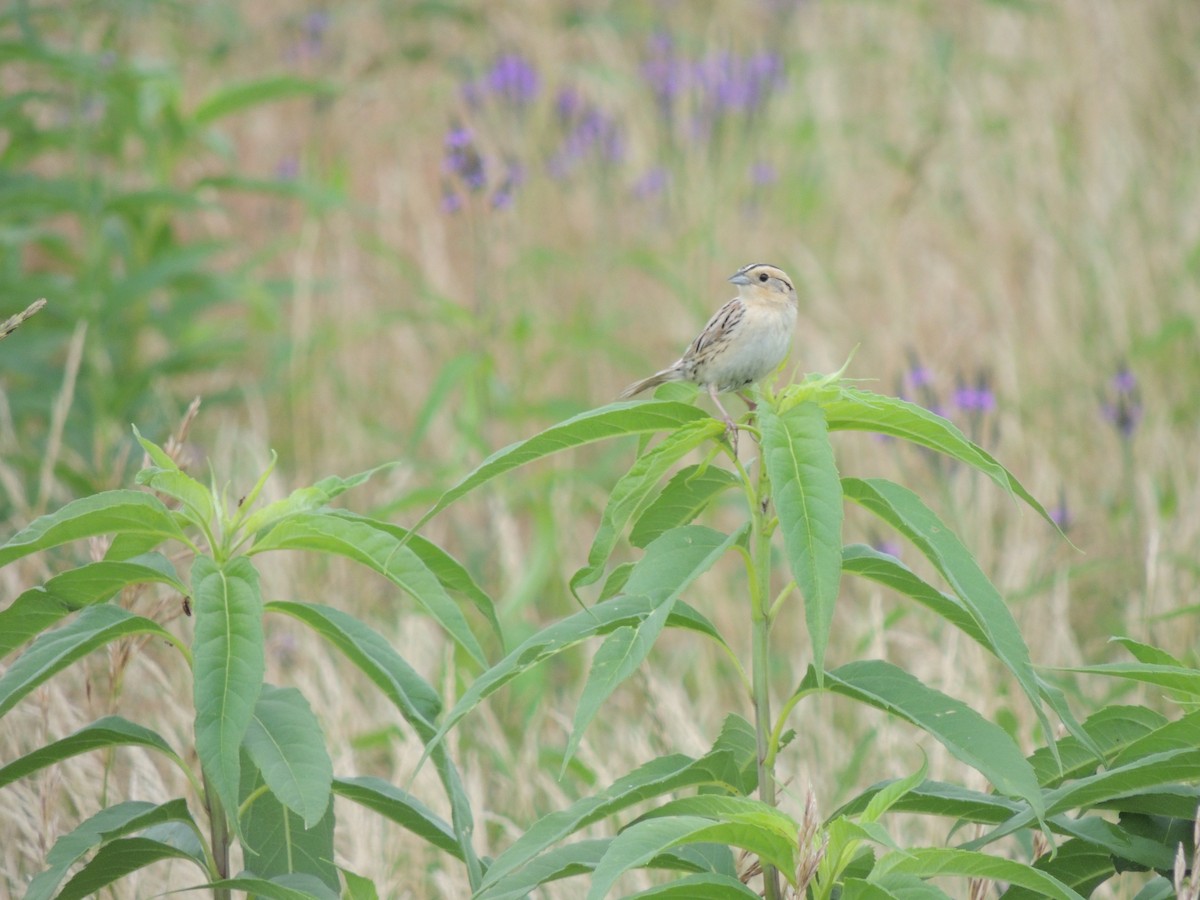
758 272 768 282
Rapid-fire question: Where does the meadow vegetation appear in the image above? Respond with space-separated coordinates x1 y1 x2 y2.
2 1 1199 897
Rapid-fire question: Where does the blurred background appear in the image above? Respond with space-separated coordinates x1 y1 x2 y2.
2 1 1198 895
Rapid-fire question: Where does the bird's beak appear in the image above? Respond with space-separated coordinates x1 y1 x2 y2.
728 271 752 286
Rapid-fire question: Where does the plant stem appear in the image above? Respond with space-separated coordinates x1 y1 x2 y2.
750 442 783 900
203 770 231 900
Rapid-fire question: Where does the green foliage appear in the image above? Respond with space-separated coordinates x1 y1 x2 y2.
0 6 335 513
2 377 1198 897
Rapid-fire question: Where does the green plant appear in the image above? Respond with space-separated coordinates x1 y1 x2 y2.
2 373 1198 897
0 4 335 514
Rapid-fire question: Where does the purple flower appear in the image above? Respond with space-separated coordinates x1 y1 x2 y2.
1101 363 1142 438
641 31 685 116
548 104 624 177
1113 366 1136 394
486 52 539 107
443 124 486 192
555 86 582 123
955 374 993 415
632 166 669 198
871 538 903 559
274 156 300 181
441 184 463 214
750 159 777 186
490 161 525 210
1049 491 1072 532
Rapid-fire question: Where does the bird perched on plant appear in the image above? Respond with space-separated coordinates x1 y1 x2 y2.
619 263 799 442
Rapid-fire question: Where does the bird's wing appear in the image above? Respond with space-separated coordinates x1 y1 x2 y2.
686 296 744 358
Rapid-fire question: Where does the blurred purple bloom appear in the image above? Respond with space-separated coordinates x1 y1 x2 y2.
953 383 996 413
555 86 582 123
750 159 777 186
549 104 624 177
871 538 903 559
696 49 785 114
1113 366 1136 394
441 184 462 214
642 31 686 117
486 52 539 107
1049 491 1072 532
632 166 669 199
443 124 486 192
274 156 300 181
490 161 525 210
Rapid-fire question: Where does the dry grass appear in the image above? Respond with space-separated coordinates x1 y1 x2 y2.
3 0 1200 896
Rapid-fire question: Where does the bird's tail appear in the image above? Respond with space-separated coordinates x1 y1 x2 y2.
618 366 681 399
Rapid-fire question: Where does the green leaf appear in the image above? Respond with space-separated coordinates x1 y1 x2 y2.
0 606 176 718
334 775 461 859
251 512 488 667
265 602 481 886
796 660 1044 818
266 601 441 726
0 716 180 790
192 555 264 830
564 525 746 770
240 748 338 891
236 465 386 537
134 467 214 529
195 875 339 900
479 840 608 900
323 509 501 649
622 874 760 899
587 814 798 900
630 464 741 549
56 832 208 900
759 401 843 675
340 867 381 900
831 779 1023 825
411 400 713 531
873 848 1087 900
426 594 728 761
244 685 333 829
25 800 203 900
192 75 337 124
823 387 1058 528
843 478 1055 762
971 746 1200 847
477 746 747 895
0 490 186 568
0 553 185 659
998 839 1115 900
1061 661 1200 699
571 419 725 593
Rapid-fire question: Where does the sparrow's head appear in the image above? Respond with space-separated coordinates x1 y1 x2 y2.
729 263 797 305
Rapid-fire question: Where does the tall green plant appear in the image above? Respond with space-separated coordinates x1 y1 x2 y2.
0 6 334 512
2 375 1198 897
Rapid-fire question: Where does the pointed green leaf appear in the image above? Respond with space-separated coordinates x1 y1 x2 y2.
843 478 1056 759
0 490 185 567
236 465 389 537
251 512 488 667
565 525 745 768
623 874 760 899
25 800 202 900
630 464 741 549
412 401 713 531
478 750 743 895
192 555 264 829
0 553 185 659
334 775 461 858
873 848 1086 900
587 814 799 900
1060 661 1200 698
759 401 843 675
0 715 180 789
56 832 208 900
266 601 441 726
998 838 1115 900
823 387 1058 528
572 419 724 592
193 75 337 124
195 874 339 900
798 660 1044 818
427 594 729 759
240 747 338 891
244 685 333 829
0 605 176 718
323 509 501 649
135 467 214 528
265 601 480 885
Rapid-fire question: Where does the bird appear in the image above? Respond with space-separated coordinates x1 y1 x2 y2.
619 263 799 443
